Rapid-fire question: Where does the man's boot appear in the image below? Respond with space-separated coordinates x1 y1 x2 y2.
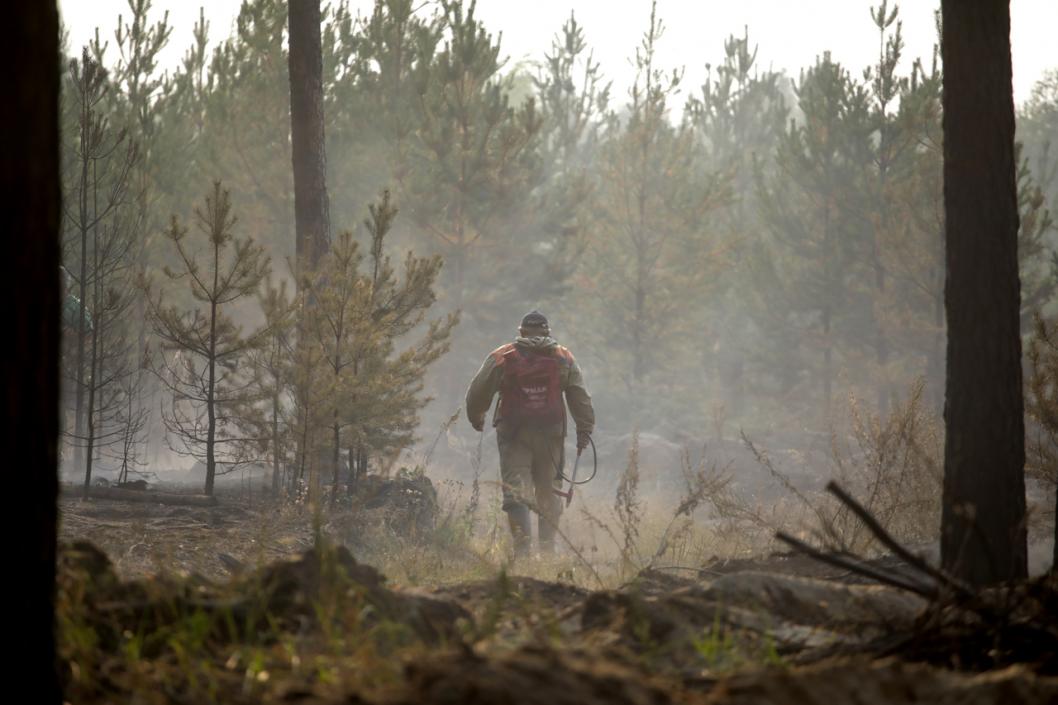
507 504 532 557
538 513 557 555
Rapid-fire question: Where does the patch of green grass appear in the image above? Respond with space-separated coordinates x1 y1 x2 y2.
692 610 785 673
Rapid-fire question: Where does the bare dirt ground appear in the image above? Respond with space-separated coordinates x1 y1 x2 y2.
60 488 315 581
57 486 1058 705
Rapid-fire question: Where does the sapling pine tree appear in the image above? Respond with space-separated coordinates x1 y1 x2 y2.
78 227 145 489
534 12 609 173
196 0 294 262
400 0 541 310
756 52 872 423
325 0 436 217
874 27 1054 411
687 26 787 420
1014 145 1057 323
249 280 296 497
302 227 368 499
344 192 457 483
397 0 547 396
301 191 456 501
62 48 141 479
147 182 271 496
1018 69 1058 215
110 350 152 485
860 0 911 415
530 12 610 319
580 2 726 423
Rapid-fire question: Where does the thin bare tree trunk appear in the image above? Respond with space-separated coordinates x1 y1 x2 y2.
73 82 90 475
205 238 219 496
940 0 1027 585
5 2 61 701
84 164 101 489
272 391 281 497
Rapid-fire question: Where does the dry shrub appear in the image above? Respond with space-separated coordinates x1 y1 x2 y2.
826 380 943 550
646 449 734 568
575 432 741 581
613 433 643 576
743 380 943 554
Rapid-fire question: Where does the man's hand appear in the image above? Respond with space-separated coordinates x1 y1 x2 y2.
576 429 591 453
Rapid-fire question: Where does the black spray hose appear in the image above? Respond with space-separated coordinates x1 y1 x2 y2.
557 434 598 486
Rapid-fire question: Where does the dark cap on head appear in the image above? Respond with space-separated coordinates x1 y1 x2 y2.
520 310 549 331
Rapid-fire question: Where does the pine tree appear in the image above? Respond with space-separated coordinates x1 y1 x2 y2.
756 52 872 424
579 1 727 424
1018 69 1058 216
399 0 543 316
249 280 296 496
532 12 610 326
301 228 368 499
197 0 294 262
687 26 787 422
345 192 457 480
61 48 142 483
147 182 271 496
877 46 947 409
882 39 1055 411
300 191 456 498
326 0 439 219
860 0 911 415
1015 144 1057 322
534 11 609 174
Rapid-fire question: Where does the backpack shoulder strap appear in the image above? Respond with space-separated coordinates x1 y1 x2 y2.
489 342 518 366
555 345 575 366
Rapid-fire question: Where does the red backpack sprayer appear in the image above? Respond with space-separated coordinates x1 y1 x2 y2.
495 343 598 506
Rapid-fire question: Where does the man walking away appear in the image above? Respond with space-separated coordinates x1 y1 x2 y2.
466 311 595 556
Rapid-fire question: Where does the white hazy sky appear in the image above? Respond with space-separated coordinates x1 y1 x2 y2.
60 0 1057 106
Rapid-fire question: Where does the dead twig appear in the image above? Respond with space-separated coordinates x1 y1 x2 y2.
775 531 938 599
825 481 975 600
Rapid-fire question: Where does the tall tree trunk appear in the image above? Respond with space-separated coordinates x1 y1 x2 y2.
5 2 61 701
288 0 331 277
289 0 331 513
940 0 1027 585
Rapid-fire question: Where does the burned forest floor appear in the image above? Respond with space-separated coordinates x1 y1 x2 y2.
57 480 1058 705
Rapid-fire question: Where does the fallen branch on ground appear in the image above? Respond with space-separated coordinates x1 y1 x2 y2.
74 485 218 507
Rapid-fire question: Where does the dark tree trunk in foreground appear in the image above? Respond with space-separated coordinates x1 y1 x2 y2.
940 0 1027 585
4 2 61 702
288 0 331 276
